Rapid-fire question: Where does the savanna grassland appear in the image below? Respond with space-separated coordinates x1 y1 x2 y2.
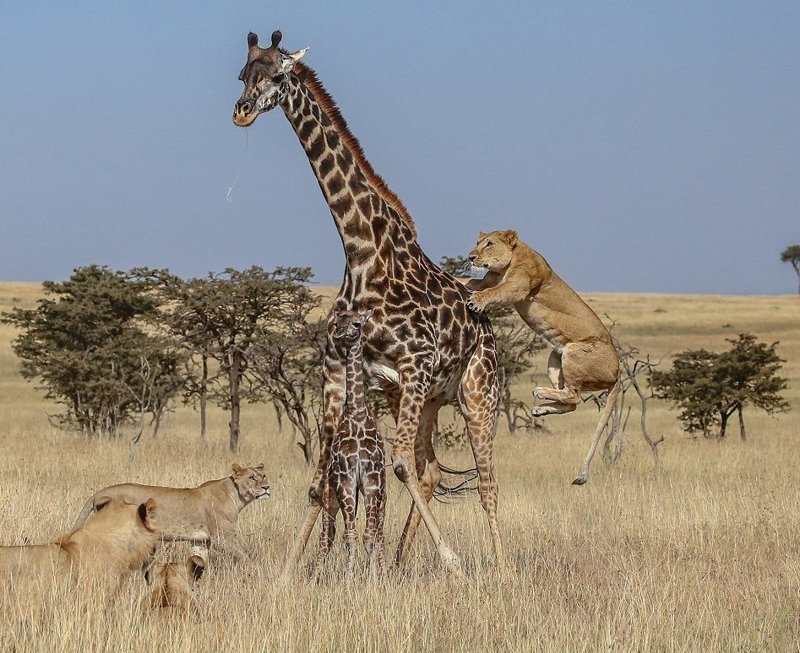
0 281 798 652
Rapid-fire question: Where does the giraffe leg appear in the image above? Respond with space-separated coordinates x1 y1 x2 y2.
337 478 358 575
460 326 503 565
392 369 462 576
363 491 382 573
282 353 345 578
313 483 338 581
394 398 442 567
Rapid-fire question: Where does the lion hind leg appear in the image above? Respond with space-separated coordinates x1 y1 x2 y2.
573 381 622 486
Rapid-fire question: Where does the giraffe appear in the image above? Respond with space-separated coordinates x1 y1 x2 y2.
314 308 386 577
233 30 501 576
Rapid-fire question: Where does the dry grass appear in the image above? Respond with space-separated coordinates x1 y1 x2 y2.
0 283 798 652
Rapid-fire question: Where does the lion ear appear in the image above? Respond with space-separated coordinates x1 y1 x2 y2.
139 498 158 529
478 231 487 240
188 555 206 583
255 463 265 471
502 230 519 247
231 463 243 475
93 496 113 513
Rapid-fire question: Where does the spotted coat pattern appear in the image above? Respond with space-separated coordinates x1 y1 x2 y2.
314 310 386 576
233 31 503 572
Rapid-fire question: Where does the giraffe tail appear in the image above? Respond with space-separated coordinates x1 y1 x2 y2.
433 463 479 501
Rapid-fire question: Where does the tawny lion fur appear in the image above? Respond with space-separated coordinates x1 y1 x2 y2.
146 552 206 609
0 497 159 601
467 229 621 485
72 464 270 557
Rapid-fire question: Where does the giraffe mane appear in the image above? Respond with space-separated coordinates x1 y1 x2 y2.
293 62 418 240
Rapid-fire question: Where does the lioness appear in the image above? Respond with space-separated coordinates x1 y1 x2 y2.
0 497 159 600
72 463 270 557
145 551 206 609
466 230 621 485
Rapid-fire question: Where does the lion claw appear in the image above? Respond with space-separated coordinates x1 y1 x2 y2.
466 295 485 314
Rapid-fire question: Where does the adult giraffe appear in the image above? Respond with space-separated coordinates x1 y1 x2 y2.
233 30 501 575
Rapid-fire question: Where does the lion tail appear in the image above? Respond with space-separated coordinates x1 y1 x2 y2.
573 380 622 486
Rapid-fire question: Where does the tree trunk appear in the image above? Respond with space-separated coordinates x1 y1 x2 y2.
502 385 516 434
737 405 746 441
719 411 728 438
151 409 163 439
228 352 241 453
199 355 208 439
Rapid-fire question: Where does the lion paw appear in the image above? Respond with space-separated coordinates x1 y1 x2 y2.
531 405 548 418
466 293 485 314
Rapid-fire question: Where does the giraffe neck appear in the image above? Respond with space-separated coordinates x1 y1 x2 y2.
344 338 366 411
279 64 417 285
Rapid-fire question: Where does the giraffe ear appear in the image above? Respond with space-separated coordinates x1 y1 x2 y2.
502 230 519 248
279 47 308 73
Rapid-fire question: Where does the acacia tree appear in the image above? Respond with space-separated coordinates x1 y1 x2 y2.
1 265 183 436
139 266 316 452
246 300 326 465
781 245 800 294
652 333 788 440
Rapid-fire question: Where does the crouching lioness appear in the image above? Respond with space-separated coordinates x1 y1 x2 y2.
0 497 159 600
72 464 270 557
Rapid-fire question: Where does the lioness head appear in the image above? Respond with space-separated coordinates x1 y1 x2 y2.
231 463 270 503
73 497 160 577
468 230 519 272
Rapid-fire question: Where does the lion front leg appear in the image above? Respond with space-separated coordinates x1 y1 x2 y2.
467 281 530 314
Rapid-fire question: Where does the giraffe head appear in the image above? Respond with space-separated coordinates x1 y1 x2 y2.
331 309 374 345
233 30 308 127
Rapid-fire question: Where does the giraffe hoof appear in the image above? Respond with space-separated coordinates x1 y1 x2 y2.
531 406 547 418
439 546 464 578
572 476 587 486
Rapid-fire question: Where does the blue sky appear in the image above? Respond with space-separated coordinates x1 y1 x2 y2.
1 1 798 294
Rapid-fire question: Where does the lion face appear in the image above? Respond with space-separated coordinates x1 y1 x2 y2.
468 230 519 272
231 463 271 503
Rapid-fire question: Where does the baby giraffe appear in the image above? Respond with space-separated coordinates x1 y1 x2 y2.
314 308 386 578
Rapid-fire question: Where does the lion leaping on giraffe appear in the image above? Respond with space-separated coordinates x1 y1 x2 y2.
466 229 621 486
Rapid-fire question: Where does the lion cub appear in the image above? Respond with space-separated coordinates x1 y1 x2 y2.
72 464 270 557
0 497 160 602
466 229 621 485
145 551 206 609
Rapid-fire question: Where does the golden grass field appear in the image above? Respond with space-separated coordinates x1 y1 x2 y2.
0 281 798 652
